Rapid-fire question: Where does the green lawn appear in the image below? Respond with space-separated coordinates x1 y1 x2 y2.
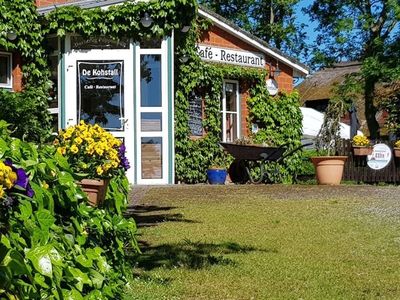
125 185 400 299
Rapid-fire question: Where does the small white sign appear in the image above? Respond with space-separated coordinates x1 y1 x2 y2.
367 143 392 170
266 78 279 96
196 45 265 68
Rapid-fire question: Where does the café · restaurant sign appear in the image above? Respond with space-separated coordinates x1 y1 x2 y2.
197 45 265 68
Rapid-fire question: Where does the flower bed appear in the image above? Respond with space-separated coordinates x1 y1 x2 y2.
0 121 138 299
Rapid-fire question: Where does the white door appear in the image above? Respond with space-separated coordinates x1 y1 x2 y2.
135 39 169 184
64 37 135 182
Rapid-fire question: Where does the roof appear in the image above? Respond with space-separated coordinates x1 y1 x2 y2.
37 0 309 76
297 62 362 102
374 81 400 101
197 5 309 77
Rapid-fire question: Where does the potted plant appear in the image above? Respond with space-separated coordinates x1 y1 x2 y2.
207 152 230 185
312 95 348 185
55 121 130 206
352 134 373 156
394 140 400 158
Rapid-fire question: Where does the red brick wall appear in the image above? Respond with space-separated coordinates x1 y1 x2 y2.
199 25 296 138
200 25 294 93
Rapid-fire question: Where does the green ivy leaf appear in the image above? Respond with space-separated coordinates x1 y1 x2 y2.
35 210 55 230
26 245 53 277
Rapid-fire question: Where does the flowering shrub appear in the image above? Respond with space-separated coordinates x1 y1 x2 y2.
0 121 138 299
352 134 370 146
55 121 129 178
394 140 400 148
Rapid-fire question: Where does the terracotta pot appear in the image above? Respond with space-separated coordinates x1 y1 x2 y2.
78 178 110 207
353 146 373 156
394 148 400 158
311 156 347 185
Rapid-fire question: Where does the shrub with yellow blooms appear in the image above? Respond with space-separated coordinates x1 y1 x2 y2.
394 140 400 148
55 121 128 178
352 134 370 147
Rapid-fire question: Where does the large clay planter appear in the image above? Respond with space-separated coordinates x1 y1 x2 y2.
311 156 347 185
353 146 373 156
78 178 110 207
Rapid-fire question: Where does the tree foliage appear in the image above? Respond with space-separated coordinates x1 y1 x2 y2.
306 0 400 138
199 0 307 58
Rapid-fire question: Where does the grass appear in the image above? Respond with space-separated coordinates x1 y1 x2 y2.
125 185 400 299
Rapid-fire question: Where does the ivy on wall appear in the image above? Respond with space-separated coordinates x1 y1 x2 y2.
0 0 52 142
174 19 303 183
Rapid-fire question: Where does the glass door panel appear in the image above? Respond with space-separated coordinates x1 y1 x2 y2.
141 137 163 179
77 60 124 130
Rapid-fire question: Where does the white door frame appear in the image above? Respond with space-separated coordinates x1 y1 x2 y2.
135 39 169 185
64 35 135 182
222 79 240 142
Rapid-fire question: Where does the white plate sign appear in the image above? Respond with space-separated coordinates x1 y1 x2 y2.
367 143 392 170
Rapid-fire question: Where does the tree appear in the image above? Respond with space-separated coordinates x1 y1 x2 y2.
306 0 400 138
199 0 307 58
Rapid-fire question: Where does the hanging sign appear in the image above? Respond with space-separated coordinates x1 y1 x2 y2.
196 45 265 68
77 60 124 130
367 143 392 170
266 78 279 96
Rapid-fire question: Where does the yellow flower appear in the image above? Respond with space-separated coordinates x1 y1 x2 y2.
57 147 66 155
352 135 370 147
42 182 49 189
395 140 400 148
96 166 104 176
70 144 79 154
0 186 4 199
75 137 83 145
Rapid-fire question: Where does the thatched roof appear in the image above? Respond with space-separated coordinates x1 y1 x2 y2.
296 62 361 102
374 81 400 101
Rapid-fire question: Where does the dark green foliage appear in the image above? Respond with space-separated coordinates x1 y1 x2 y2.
248 90 303 183
305 0 400 138
200 0 308 58
0 88 52 143
0 0 52 142
43 1 197 40
0 122 139 299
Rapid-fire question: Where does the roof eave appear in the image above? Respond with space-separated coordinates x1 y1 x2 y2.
198 8 309 77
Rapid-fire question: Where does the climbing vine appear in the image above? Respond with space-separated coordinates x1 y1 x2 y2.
0 0 52 142
174 18 303 183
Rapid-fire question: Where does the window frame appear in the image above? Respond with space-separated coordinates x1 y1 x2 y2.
221 79 240 142
0 52 13 89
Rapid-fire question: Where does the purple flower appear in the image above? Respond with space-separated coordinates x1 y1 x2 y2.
118 144 130 170
15 168 28 189
4 158 12 167
3 159 34 198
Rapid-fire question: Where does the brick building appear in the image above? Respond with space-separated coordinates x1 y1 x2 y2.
3 0 308 184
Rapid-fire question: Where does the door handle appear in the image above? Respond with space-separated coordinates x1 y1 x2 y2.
119 117 129 129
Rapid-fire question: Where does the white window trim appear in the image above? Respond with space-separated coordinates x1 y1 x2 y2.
222 79 240 142
0 52 13 89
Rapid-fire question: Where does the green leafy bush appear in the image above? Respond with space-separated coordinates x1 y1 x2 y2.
0 88 52 143
0 121 138 299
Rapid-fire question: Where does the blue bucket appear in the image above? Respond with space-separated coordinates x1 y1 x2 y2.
207 169 227 185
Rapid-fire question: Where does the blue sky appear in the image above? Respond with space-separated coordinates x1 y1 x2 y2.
295 0 318 46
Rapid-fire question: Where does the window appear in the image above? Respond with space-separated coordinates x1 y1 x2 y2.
0 52 12 89
221 80 240 142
